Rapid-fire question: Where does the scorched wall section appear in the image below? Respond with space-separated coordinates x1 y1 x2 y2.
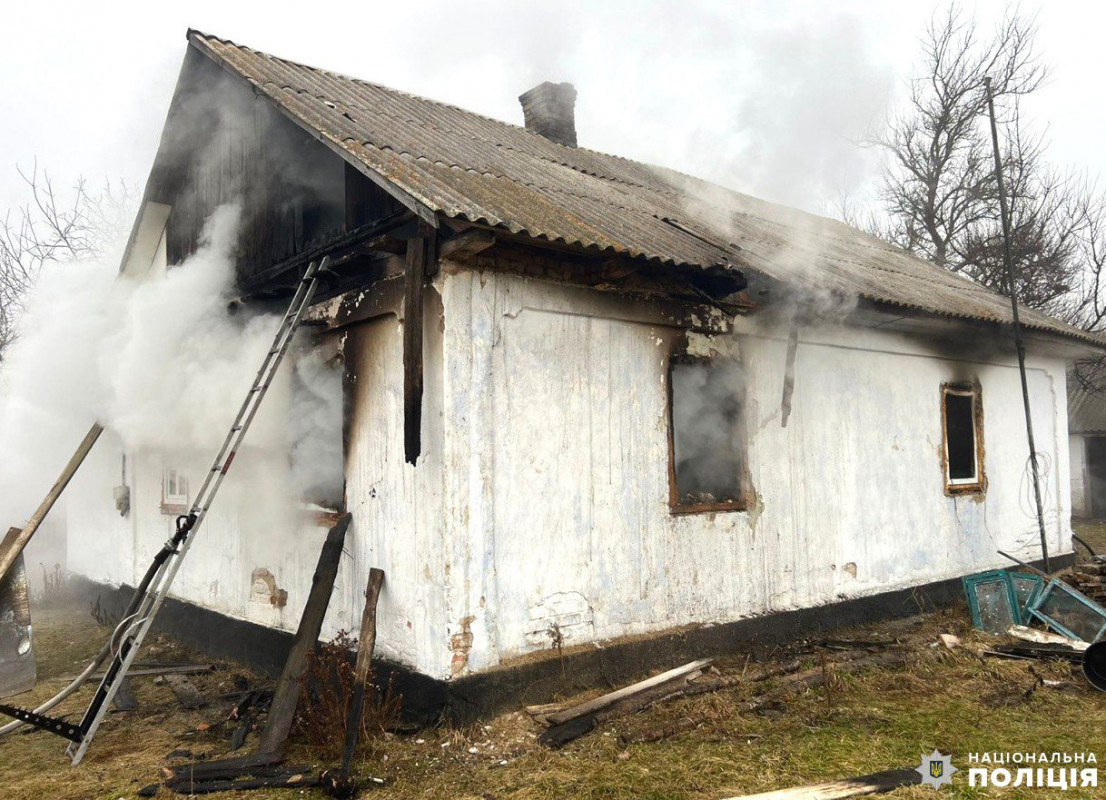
436 267 1073 676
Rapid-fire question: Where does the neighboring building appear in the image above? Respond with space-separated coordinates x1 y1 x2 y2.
65 31 1104 712
1068 377 1106 518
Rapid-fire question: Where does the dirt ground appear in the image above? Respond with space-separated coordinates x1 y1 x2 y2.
2 544 1105 799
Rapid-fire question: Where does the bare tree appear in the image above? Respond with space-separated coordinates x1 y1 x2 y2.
872 7 1096 318
0 163 134 356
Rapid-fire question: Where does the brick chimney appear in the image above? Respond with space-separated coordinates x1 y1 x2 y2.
519 82 577 147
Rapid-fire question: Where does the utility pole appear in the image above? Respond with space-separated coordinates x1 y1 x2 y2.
984 76 1050 573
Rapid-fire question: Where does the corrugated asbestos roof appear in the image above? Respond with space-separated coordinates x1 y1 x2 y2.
187 31 1105 347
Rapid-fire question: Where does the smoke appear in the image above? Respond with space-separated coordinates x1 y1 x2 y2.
720 16 892 211
671 360 746 503
289 347 344 508
0 204 344 572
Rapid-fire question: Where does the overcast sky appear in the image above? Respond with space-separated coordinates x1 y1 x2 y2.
3 1 1104 218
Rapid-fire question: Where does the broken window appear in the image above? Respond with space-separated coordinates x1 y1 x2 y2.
668 356 751 512
942 383 984 493
162 468 190 513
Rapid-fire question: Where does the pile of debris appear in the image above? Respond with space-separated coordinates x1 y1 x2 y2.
1067 560 1106 605
961 550 1106 694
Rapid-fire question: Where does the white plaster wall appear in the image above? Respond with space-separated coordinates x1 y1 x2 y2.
61 228 1080 683
1070 434 1088 517
341 291 447 673
436 270 1075 676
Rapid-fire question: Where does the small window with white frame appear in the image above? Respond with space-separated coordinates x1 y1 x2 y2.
941 382 985 494
162 468 190 513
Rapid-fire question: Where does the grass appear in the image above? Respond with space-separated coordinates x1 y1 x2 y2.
1073 518 1106 557
1 588 1104 798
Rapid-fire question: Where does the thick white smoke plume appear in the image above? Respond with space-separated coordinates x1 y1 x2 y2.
0 205 344 579
671 360 746 503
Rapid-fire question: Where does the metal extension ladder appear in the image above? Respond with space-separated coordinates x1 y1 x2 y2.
0 257 326 764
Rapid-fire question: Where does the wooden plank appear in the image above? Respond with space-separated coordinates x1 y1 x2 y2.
0 423 103 581
545 658 713 727
164 751 286 782
402 232 428 465
1008 625 1089 650
64 664 217 682
341 567 385 771
439 228 495 262
257 513 351 754
539 667 706 748
719 767 920 799
167 770 317 795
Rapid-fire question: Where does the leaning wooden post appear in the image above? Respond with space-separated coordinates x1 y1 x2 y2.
257 512 351 756
340 567 385 772
0 423 103 581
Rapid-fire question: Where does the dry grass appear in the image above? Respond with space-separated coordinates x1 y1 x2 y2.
293 630 401 760
1 600 1104 799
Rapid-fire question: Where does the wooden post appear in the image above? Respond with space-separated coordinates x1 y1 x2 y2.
402 225 434 465
0 423 103 581
257 513 351 755
340 567 385 772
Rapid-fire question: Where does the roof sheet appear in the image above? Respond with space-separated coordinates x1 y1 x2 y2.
187 31 1104 347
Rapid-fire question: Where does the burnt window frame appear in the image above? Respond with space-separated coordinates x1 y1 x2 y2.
666 353 755 515
940 382 986 495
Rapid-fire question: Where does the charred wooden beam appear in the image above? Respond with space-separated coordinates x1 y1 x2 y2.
166 768 317 796
341 568 385 771
238 212 414 297
257 513 351 754
780 320 800 428
403 224 435 465
438 228 495 264
163 752 286 783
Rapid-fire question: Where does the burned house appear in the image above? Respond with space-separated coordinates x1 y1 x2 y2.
63 31 1104 712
